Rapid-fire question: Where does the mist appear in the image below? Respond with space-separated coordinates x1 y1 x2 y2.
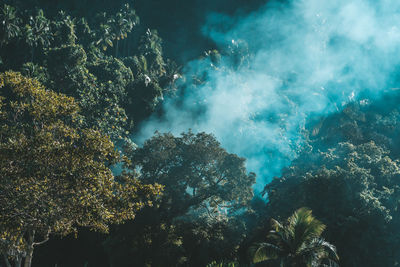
137 0 400 192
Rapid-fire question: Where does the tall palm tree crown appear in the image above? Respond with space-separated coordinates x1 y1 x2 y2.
250 207 339 267
0 4 22 45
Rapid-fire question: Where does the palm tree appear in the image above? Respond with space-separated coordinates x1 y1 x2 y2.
95 22 114 51
24 9 52 61
0 4 21 46
111 4 138 57
250 208 339 267
110 12 128 58
94 4 138 56
53 11 77 45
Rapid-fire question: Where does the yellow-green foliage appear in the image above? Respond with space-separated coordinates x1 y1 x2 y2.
0 72 162 258
206 261 238 267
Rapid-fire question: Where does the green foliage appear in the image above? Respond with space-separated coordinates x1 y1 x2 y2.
249 208 338 267
0 1 264 267
0 3 178 141
24 9 52 61
0 72 161 267
105 131 256 267
0 4 21 45
264 96 400 266
51 11 78 46
94 3 138 53
0 3 180 264
128 131 255 214
20 62 49 84
206 261 239 267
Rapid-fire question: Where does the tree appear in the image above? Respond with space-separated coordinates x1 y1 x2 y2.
129 131 255 217
123 30 178 123
110 4 139 58
206 261 239 267
265 140 400 266
0 72 161 267
45 43 134 140
24 9 53 62
52 11 78 46
0 4 178 137
0 4 21 46
105 131 256 266
259 92 400 266
250 208 339 267
94 4 138 55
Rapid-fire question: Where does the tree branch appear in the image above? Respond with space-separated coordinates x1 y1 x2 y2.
32 230 50 247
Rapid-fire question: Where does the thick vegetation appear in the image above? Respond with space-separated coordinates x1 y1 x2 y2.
105 132 255 266
250 208 339 266
1 1 399 267
0 72 161 267
264 97 400 266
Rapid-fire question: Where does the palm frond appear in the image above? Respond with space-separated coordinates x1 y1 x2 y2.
251 208 339 267
249 242 282 263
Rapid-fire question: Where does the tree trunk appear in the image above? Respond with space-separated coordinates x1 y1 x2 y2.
127 35 131 57
2 254 11 267
122 39 126 57
30 47 35 63
23 231 35 267
115 39 119 58
23 247 33 267
15 256 22 267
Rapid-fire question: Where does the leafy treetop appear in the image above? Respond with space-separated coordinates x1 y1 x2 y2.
0 72 161 267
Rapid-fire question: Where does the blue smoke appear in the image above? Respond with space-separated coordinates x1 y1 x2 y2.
137 0 400 193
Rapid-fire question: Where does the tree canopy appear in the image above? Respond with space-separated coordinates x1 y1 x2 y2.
250 207 339 267
104 131 256 267
0 3 178 141
0 72 161 267
264 97 400 266
3 0 400 266
129 131 256 215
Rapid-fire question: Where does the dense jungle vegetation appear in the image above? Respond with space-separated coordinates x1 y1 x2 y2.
0 1 399 266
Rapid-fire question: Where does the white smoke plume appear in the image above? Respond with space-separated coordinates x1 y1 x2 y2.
137 0 400 192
